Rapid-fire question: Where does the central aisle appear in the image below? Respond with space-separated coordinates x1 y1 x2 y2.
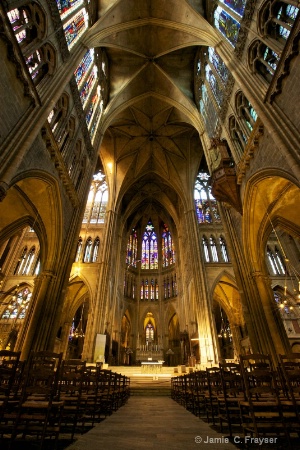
66 396 236 450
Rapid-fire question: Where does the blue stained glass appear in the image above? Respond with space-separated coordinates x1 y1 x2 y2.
79 66 97 105
263 47 279 73
74 49 94 85
220 0 246 17
214 7 240 47
63 9 87 48
56 0 82 16
208 48 229 84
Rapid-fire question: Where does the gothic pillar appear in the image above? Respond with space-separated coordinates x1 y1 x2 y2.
16 271 56 360
251 271 290 361
183 208 218 365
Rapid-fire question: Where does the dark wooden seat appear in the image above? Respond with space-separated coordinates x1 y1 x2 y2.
10 351 64 449
239 354 289 442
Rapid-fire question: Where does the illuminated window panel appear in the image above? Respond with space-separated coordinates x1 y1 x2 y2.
56 0 84 20
219 0 246 17
214 6 240 47
79 65 97 106
74 49 94 86
208 47 229 84
63 8 88 49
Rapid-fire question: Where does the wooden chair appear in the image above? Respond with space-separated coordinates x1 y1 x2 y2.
278 353 300 436
239 354 289 443
192 370 208 418
218 362 244 437
10 351 64 449
0 350 21 441
205 367 223 424
58 359 86 439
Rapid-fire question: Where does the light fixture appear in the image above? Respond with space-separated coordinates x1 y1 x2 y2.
70 303 85 339
217 307 232 340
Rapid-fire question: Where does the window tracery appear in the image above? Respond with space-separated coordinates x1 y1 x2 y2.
229 115 247 154
162 224 175 267
126 229 138 267
1 287 32 320
83 237 92 262
83 171 108 224
194 172 221 224
235 91 258 134
141 221 158 270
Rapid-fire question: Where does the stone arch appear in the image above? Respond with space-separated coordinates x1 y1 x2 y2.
0 173 63 273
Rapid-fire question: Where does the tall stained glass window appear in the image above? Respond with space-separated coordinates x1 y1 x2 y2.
219 0 246 16
208 48 229 84
205 65 224 106
194 172 221 224
126 229 138 267
214 6 240 47
79 65 97 106
74 49 94 86
83 171 108 224
63 8 88 49
141 221 158 269
162 224 175 267
56 0 83 19
199 84 219 138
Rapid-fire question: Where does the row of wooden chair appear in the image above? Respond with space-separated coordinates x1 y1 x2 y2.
171 354 300 445
0 350 130 449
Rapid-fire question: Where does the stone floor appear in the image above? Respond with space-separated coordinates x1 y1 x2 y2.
65 396 236 450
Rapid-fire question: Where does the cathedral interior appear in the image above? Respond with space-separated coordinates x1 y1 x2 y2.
0 0 300 369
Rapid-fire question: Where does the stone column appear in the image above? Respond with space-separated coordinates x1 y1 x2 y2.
250 271 290 361
16 271 56 360
183 208 218 364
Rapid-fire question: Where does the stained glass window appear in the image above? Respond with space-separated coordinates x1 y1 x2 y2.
92 238 100 262
26 50 42 80
74 49 94 86
126 229 138 267
208 48 229 84
83 171 108 224
199 84 219 138
14 247 27 275
162 224 175 267
205 65 224 106
75 237 82 262
210 237 219 262
214 6 240 47
219 0 246 17
275 4 299 40
90 100 104 141
194 172 221 224
141 221 158 269
202 237 210 262
86 90 100 127
145 322 154 341
56 0 83 19
1 287 32 320
84 237 92 262
79 66 97 106
263 47 279 74
7 8 28 43
220 237 229 262
22 247 36 275
63 9 88 49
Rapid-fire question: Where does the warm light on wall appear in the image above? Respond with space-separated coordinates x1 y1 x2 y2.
107 162 113 174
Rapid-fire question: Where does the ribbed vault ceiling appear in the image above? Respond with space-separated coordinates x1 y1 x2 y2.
85 0 220 227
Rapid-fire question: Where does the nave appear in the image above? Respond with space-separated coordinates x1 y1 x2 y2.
66 395 235 450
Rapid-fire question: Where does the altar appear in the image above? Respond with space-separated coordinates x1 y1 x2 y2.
141 361 164 374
